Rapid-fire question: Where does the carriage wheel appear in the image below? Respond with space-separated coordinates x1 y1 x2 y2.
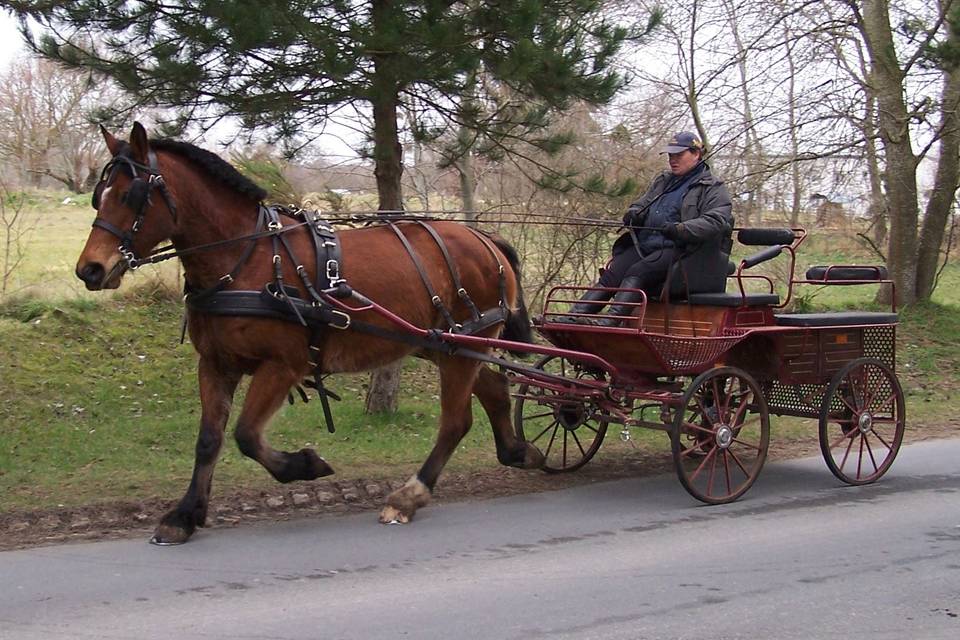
671 366 770 504
818 358 905 485
514 355 608 473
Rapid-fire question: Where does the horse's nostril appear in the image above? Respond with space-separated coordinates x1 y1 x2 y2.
77 263 105 288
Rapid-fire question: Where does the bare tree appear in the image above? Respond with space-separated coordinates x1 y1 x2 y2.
854 0 960 303
0 181 33 297
0 57 112 192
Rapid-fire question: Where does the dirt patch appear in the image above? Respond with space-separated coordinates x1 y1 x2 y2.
2 427 956 552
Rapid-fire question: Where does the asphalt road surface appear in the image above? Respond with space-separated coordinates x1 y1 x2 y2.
2 439 959 640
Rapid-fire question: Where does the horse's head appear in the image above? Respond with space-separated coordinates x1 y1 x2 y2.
76 122 177 290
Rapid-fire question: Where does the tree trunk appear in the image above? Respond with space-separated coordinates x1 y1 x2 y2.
915 21 960 300
860 0 920 306
455 127 478 228
863 95 888 249
785 31 802 227
365 1 405 414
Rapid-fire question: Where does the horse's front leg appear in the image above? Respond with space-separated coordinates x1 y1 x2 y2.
152 359 241 545
380 356 481 524
234 360 336 483
474 365 545 469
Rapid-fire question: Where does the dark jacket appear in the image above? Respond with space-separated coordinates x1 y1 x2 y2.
614 163 734 296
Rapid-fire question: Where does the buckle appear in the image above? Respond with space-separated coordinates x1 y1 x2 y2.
329 309 351 330
326 259 345 286
119 243 140 270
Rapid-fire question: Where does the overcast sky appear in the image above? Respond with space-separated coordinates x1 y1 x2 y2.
0 11 24 68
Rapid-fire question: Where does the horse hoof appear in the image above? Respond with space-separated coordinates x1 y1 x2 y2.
150 523 193 545
378 505 411 524
521 442 546 469
149 535 187 546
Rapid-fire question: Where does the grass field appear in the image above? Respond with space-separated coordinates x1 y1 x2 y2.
0 190 958 513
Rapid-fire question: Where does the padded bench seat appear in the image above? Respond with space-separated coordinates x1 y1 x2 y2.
685 292 781 307
774 311 898 327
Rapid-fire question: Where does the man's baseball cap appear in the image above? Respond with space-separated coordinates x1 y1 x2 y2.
663 131 704 154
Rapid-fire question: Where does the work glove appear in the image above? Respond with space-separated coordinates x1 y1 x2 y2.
660 223 684 242
622 204 645 227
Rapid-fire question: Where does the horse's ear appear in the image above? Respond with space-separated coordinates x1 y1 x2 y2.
100 125 123 156
129 122 150 163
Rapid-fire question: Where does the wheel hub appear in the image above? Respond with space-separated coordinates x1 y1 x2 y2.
715 425 734 449
858 412 873 434
557 404 586 431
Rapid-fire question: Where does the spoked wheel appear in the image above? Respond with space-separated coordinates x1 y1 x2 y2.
819 358 905 485
514 355 609 473
671 366 770 504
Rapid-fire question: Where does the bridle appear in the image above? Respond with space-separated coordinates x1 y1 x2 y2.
91 150 178 269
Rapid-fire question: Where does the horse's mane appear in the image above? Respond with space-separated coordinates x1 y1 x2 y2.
151 138 268 202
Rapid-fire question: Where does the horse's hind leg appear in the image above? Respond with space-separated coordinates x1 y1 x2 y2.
234 360 335 483
474 365 545 469
152 359 241 545
379 357 481 524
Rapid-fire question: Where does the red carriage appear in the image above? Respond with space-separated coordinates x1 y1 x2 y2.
510 227 904 503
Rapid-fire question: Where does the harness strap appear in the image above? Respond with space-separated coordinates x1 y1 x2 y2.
414 221 483 323
463 226 509 309
386 222 460 330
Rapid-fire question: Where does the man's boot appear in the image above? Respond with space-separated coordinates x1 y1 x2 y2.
555 286 612 323
593 275 645 327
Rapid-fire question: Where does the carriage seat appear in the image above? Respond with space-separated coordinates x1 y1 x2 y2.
774 311 898 327
805 265 889 281
685 292 781 307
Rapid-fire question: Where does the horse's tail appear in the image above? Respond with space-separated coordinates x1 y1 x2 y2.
490 235 534 353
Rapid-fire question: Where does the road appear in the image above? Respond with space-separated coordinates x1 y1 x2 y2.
2 439 959 640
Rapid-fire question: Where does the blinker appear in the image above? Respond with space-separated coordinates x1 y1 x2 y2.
123 177 150 211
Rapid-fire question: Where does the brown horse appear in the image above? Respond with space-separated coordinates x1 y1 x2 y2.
76 123 543 544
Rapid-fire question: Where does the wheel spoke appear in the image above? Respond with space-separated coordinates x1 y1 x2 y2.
839 393 860 417
727 447 752 476
707 450 718 496
838 431 857 470
730 435 763 452
724 450 732 495
687 446 718 482
870 429 894 451
830 428 856 450
863 433 879 474
856 432 865 479
570 428 587 457
543 425 560 458
848 370 865 410
680 420 715 438
531 420 559 444
562 429 569 468
524 409 557 421
874 391 898 413
730 392 752 428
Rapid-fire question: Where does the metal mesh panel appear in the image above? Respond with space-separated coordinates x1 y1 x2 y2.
765 380 827 418
645 331 748 374
863 325 895 367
